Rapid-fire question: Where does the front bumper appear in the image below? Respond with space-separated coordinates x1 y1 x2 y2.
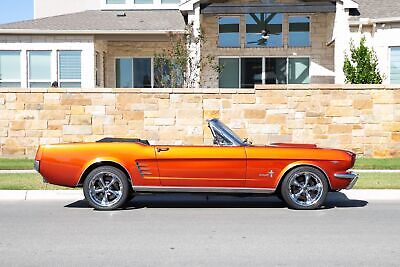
334 171 359 190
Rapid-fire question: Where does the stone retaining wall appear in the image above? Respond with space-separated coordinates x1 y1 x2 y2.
0 85 399 158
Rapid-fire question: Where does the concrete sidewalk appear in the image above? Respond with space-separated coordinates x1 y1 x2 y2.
0 189 399 202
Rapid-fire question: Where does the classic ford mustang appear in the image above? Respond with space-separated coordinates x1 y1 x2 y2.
35 119 358 210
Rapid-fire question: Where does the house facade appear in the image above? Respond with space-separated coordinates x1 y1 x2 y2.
346 0 400 85
0 0 359 89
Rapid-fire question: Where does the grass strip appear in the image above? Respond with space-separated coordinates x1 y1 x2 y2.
354 158 400 170
0 173 74 190
0 159 34 170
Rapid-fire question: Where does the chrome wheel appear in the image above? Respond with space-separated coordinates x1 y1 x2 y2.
281 166 328 210
288 172 323 207
88 172 124 208
83 166 130 210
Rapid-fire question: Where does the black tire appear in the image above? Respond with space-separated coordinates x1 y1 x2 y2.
83 166 131 211
280 166 328 210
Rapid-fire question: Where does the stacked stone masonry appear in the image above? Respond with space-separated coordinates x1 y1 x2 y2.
0 85 399 158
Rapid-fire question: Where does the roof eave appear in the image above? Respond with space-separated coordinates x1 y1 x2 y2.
0 29 186 35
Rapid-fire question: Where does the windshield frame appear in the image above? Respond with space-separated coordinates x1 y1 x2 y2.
207 119 245 146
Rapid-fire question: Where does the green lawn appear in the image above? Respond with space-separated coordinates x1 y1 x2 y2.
0 159 33 170
354 158 400 170
0 173 73 190
0 172 399 190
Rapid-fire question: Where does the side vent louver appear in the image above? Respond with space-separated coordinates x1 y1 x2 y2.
136 162 152 177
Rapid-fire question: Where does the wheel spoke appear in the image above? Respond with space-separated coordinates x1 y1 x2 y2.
108 177 117 187
307 184 321 192
101 193 109 206
99 176 106 188
94 188 104 194
109 190 121 198
305 192 312 203
292 179 301 187
304 173 310 186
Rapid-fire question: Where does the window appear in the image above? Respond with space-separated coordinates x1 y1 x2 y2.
135 0 153 3
265 58 287 84
288 58 310 84
0 51 21 87
219 58 239 88
116 58 152 88
246 13 283 47
28 51 51 88
289 16 310 47
161 0 179 3
58 51 82 88
390 47 400 84
106 0 125 4
241 58 262 88
218 17 240 48
218 57 310 88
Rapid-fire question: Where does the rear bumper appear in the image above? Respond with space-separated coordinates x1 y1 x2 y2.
334 171 358 190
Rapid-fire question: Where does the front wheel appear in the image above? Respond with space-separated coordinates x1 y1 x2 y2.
280 166 329 210
83 166 131 210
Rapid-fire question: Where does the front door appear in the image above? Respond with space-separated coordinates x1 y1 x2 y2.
155 146 246 188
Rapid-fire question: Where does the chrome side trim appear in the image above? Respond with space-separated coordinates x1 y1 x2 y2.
132 186 275 194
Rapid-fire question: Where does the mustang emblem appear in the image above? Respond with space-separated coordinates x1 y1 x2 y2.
259 170 274 178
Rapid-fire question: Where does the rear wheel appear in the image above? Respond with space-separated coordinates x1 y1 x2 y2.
83 166 131 210
281 166 328 210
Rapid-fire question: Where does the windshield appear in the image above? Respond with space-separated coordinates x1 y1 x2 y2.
208 119 245 146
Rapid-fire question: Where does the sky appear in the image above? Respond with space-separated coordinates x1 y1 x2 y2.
0 0 33 24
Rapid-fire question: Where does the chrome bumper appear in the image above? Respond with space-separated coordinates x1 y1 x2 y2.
334 171 359 190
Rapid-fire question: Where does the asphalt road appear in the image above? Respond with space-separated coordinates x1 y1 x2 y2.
0 193 399 267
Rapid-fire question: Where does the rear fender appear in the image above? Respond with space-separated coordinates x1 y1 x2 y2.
77 157 133 187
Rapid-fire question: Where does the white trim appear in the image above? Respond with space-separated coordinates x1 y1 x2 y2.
101 0 180 10
0 30 185 35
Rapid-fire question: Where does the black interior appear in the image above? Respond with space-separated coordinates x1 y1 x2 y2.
96 138 150 146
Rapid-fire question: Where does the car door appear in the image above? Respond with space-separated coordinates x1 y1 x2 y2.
155 145 246 188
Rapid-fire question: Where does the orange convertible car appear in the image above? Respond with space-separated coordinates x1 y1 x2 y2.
35 119 358 210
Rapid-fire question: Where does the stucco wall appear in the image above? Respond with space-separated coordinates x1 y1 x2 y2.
0 85 399 158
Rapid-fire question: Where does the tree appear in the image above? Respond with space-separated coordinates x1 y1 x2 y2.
343 37 384 84
154 22 221 88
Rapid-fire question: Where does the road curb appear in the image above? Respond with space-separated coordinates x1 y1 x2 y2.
0 189 399 202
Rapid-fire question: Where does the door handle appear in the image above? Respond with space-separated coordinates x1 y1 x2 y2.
157 147 170 152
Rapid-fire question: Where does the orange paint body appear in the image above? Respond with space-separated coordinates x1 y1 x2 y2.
35 141 356 192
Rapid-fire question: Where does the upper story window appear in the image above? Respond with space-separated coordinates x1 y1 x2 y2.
0 51 21 88
289 16 311 47
58 51 82 88
28 51 52 88
218 17 240 48
246 13 283 48
104 0 179 8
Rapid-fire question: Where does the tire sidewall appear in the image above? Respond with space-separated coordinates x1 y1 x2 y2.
83 166 131 211
280 166 329 210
